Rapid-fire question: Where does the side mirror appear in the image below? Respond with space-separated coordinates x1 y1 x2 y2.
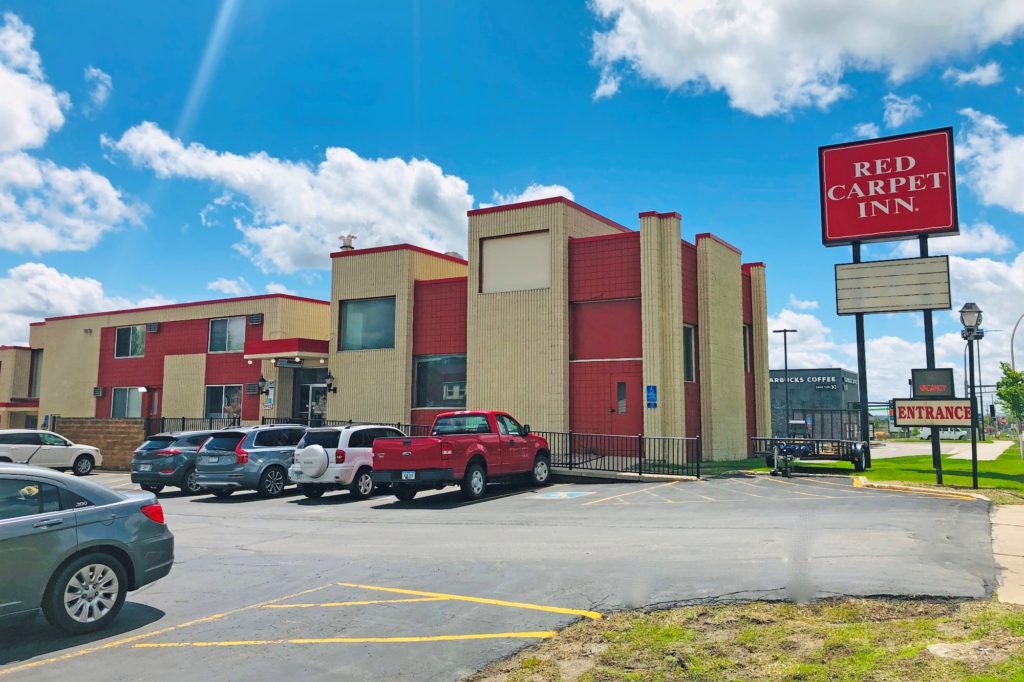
522 425 531 436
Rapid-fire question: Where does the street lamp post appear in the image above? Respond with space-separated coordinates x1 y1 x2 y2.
960 302 983 490
773 329 797 437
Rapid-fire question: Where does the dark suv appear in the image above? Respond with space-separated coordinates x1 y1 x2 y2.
195 425 306 498
131 431 217 495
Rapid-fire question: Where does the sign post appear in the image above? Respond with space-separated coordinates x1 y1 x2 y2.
819 127 958 482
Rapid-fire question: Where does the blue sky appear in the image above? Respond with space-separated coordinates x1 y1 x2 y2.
2 1 1023 401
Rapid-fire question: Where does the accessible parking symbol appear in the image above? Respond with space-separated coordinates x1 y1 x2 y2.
529 491 594 500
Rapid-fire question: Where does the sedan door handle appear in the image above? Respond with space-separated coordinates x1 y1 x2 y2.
32 519 63 529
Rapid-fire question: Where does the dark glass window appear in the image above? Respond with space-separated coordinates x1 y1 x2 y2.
114 325 146 358
205 385 242 419
28 349 43 398
0 479 60 520
496 415 524 436
203 434 244 452
683 325 696 383
341 297 396 350
616 382 627 414
743 325 752 373
209 317 246 353
298 430 341 449
112 387 143 418
432 415 491 436
414 354 467 408
59 487 94 510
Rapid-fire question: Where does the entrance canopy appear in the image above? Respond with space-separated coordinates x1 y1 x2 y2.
243 338 329 363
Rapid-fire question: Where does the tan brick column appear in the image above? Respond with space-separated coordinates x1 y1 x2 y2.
697 235 746 459
639 212 686 437
747 264 771 437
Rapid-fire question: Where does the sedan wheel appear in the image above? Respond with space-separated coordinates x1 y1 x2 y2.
43 553 127 634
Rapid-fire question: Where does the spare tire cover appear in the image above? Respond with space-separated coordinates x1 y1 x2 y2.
297 444 329 478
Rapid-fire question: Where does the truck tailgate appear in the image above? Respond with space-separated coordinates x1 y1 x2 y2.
372 437 444 471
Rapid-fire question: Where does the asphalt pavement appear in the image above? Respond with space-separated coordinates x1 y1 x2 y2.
0 472 996 681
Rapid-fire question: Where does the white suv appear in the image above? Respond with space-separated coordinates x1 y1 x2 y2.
289 425 405 500
0 429 103 475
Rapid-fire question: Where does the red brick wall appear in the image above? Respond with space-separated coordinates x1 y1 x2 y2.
569 233 641 302
682 242 701 437
570 300 642 360
96 317 263 421
412 278 468 355
410 408 447 430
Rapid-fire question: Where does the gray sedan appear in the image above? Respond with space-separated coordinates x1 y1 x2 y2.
0 464 174 634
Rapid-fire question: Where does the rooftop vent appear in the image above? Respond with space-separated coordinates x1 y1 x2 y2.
339 234 357 252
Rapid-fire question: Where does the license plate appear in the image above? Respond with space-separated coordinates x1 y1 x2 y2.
138 464 152 472
402 471 416 480
206 456 220 464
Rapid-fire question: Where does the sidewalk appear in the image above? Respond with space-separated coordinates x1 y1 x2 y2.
992 505 1024 604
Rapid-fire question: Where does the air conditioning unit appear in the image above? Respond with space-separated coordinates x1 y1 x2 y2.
244 383 260 395
93 387 104 398
248 313 263 326
146 322 160 333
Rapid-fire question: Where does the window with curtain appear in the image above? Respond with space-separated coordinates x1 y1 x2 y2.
209 317 246 353
340 297 396 350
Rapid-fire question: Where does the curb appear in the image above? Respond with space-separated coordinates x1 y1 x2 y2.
852 476 987 501
551 467 697 483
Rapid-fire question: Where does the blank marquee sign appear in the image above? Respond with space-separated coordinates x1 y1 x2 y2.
834 255 951 315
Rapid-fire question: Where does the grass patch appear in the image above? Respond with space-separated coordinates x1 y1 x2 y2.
470 599 1024 682
757 443 1024 503
697 457 766 477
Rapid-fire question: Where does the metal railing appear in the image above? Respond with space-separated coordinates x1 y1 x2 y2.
154 416 241 435
536 431 701 478
260 416 431 436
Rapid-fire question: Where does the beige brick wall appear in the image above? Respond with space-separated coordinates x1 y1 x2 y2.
328 249 467 422
748 265 772 437
639 214 686 437
697 237 747 460
52 417 148 471
0 348 31 402
467 201 622 431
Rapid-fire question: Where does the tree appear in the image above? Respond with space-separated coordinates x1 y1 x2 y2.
995 362 1024 460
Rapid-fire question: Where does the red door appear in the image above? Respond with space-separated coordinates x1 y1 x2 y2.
608 372 643 435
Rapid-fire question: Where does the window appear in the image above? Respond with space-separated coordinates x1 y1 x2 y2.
254 428 304 447
0 479 61 520
616 382 627 414
414 355 467 408
114 325 146 358
299 430 341 450
480 231 551 293
205 385 242 419
28 349 42 398
742 325 752 373
341 297 396 350
209 317 246 353
683 325 696 383
496 415 524 436
139 436 176 451
177 433 214 448
0 432 40 445
59 487 93 510
112 387 143 418
39 433 67 446
202 433 244 452
432 414 491 435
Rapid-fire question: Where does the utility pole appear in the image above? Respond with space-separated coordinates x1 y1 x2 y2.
773 329 797 437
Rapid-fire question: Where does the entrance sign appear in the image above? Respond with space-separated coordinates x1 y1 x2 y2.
819 128 958 246
834 256 951 315
911 368 955 399
893 399 971 427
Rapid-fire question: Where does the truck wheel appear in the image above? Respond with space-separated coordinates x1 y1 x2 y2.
394 484 417 502
350 468 374 500
298 484 324 499
461 463 486 501
530 455 551 486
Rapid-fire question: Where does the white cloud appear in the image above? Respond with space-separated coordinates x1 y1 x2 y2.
958 108 1024 214
767 308 849 371
104 122 474 273
207 277 251 296
891 222 1014 257
882 93 923 128
83 65 112 112
265 282 297 295
787 295 818 310
592 67 621 100
589 0 1024 115
0 12 69 152
482 183 574 208
853 122 880 139
0 262 172 345
943 61 1002 86
0 152 143 252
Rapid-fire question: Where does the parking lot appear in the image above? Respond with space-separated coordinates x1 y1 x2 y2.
1 473 996 681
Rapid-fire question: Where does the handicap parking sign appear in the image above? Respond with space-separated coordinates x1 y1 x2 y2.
530 491 594 500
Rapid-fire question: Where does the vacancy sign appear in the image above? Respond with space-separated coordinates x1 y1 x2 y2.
834 256 951 315
819 128 958 246
893 399 972 427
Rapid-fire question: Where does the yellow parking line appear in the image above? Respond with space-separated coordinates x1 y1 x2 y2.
262 597 447 609
0 584 334 678
336 582 603 620
763 477 833 498
134 632 557 648
582 481 678 506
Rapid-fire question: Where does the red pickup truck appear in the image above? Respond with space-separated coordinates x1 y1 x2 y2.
369 410 552 502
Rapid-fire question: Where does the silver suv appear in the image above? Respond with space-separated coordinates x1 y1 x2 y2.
195 425 306 499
